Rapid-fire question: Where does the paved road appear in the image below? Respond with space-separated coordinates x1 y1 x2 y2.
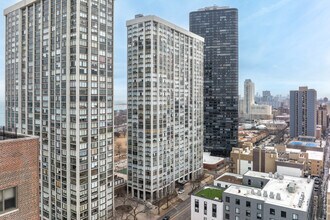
158 196 191 220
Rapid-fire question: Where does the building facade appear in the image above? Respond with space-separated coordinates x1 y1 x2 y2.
190 6 239 156
5 0 114 219
290 87 317 138
317 104 329 134
0 131 39 220
126 15 204 201
244 79 255 117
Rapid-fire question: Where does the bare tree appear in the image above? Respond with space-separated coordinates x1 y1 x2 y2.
125 200 151 220
190 174 205 194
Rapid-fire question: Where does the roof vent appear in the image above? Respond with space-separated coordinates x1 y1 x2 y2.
263 191 268 197
287 182 296 193
276 193 281 200
257 190 262 196
279 175 284 180
251 189 255 195
269 192 275 199
135 14 144 18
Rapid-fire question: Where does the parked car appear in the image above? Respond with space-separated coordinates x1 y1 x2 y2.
163 216 170 220
178 189 185 194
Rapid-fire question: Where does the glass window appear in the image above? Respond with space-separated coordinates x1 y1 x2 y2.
212 204 217 218
225 196 230 203
246 201 251 207
281 211 286 217
235 198 240 205
235 207 240 214
225 213 230 220
270 208 275 215
194 199 199 213
293 214 298 220
225 205 230 211
257 203 262 210
0 187 17 214
257 213 262 219
246 210 251 217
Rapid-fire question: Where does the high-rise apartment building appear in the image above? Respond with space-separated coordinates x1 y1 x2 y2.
317 104 329 133
190 6 239 156
244 79 255 117
127 15 204 201
290 87 317 138
5 1 114 219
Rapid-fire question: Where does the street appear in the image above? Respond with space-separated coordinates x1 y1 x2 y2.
158 197 191 220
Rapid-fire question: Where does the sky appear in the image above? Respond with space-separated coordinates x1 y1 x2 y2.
0 0 330 104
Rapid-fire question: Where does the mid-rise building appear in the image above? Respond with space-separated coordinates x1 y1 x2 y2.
190 6 239 156
290 87 317 138
0 131 39 220
5 1 115 219
192 171 314 220
126 15 204 201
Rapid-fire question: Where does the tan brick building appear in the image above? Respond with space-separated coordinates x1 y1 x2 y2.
0 131 39 220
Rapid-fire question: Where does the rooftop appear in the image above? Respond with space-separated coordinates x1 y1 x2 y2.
306 150 324 161
195 186 224 200
224 172 314 212
216 173 243 185
203 152 225 165
197 6 230 11
0 128 30 141
127 15 204 42
288 141 319 148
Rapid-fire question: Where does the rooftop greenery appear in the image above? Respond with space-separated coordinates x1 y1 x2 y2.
195 187 224 200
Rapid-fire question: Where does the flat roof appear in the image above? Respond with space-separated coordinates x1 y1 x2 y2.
216 173 243 185
4 0 36 15
203 152 225 165
306 150 324 161
224 173 314 212
126 15 204 42
195 186 224 200
288 141 319 148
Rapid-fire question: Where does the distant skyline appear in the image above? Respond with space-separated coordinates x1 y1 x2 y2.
1 0 330 103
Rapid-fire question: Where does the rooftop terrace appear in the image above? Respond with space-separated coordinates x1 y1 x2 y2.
195 186 224 200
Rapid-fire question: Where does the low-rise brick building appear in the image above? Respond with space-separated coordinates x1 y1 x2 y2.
0 130 39 220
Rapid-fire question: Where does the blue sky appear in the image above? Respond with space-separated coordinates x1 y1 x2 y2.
1 0 329 104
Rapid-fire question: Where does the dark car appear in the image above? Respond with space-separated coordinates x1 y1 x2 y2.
163 216 170 220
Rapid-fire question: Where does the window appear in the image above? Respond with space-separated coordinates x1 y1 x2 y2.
260 181 264 187
235 207 240 214
225 205 230 211
212 204 217 218
235 216 240 220
0 187 17 214
246 210 251 217
225 196 230 203
281 211 286 218
270 208 275 215
257 213 262 219
248 179 251 185
235 198 240 205
246 201 251 207
225 213 230 220
194 199 199 213
257 203 262 210
204 201 207 215
293 214 298 219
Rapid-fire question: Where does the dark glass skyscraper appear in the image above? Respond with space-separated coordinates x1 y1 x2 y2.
190 6 239 156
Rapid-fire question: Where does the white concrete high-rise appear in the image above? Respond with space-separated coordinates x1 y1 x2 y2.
127 15 204 201
5 0 114 219
244 79 255 117
290 87 317 138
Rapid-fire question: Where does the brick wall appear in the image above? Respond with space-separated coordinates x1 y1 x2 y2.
0 136 39 220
